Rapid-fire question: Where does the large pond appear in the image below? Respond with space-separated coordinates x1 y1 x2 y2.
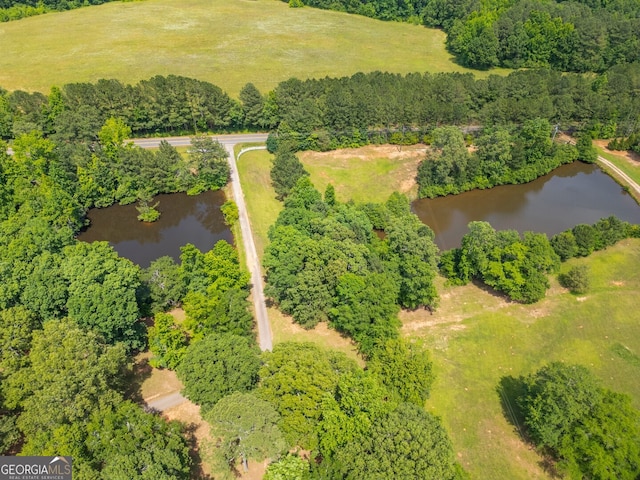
412 162 640 250
77 190 233 268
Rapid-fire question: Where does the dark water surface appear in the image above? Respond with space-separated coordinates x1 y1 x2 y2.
412 162 640 250
77 190 232 267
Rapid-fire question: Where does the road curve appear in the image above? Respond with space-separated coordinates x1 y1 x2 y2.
133 133 273 351
561 135 640 199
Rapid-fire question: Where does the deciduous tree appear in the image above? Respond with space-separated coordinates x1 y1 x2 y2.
206 392 287 473
177 333 261 413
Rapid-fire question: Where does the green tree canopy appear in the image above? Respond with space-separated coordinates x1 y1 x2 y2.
185 135 229 195
0 306 40 376
141 256 186 313
326 403 462 480
86 401 191 480
517 362 640 479
148 312 189 370
177 333 261 413
270 146 309 200
257 342 358 449
206 392 287 473
317 370 395 459
61 241 145 350
5 320 127 439
367 338 435 406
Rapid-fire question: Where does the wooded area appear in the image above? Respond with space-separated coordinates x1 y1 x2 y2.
283 0 640 72
2 64 640 145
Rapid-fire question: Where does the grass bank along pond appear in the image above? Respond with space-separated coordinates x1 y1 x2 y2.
412 162 640 250
77 190 232 268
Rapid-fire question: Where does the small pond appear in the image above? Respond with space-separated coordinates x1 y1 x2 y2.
77 190 232 267
412 162 640 250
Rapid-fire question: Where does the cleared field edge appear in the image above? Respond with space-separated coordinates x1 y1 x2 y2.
0 0 509 94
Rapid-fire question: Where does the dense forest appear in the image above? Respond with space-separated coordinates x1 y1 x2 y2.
283 0 640 71
0 0 115 21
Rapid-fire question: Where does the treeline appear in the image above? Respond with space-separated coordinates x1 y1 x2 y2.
3 65 640 145
282 0 427 22
441 216 640 302
608 132 640 154
0 0 115 22
283 0 640 73
443 0 640 71
174 339 464 478
265 65 640 152
263 175 439 355
505 362 640 479
415 121 599 198
2 123 229 220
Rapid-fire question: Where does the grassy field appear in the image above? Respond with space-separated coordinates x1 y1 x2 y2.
0 0 509 95
409 240 640 479
299 144 425 203
237 145 640 479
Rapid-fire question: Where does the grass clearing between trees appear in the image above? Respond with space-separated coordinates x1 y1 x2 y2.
238 144 640 478
411 239 640 479
299 144 425 203
0 0 508 95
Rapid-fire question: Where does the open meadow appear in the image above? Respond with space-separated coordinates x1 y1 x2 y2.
237 144 640 479
0 0 508 95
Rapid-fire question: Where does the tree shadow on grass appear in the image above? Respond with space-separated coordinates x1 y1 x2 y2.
124 353 153 404
497 376 527 439
471 279 514 303
183 422 214 480
497 376 563 479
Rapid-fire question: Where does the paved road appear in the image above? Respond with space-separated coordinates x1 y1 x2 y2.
134 133 273 351
131 133 269 149
146 391 186 412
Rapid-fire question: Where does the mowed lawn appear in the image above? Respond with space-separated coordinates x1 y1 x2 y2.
406 239 640 479
0 0 508 95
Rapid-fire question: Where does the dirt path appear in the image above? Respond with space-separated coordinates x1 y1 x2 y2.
227 145 273 351
596 155 640 196
146 391 187 411
561 135 640 198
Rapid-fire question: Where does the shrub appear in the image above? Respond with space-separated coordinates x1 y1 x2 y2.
559 265 590 294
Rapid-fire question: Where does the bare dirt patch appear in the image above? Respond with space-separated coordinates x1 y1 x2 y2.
169 307 187 324
401 280 511 334
164 400 213 479
164 401 271 480
301 144 427 162
134 352 184 402
594 140 640 166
